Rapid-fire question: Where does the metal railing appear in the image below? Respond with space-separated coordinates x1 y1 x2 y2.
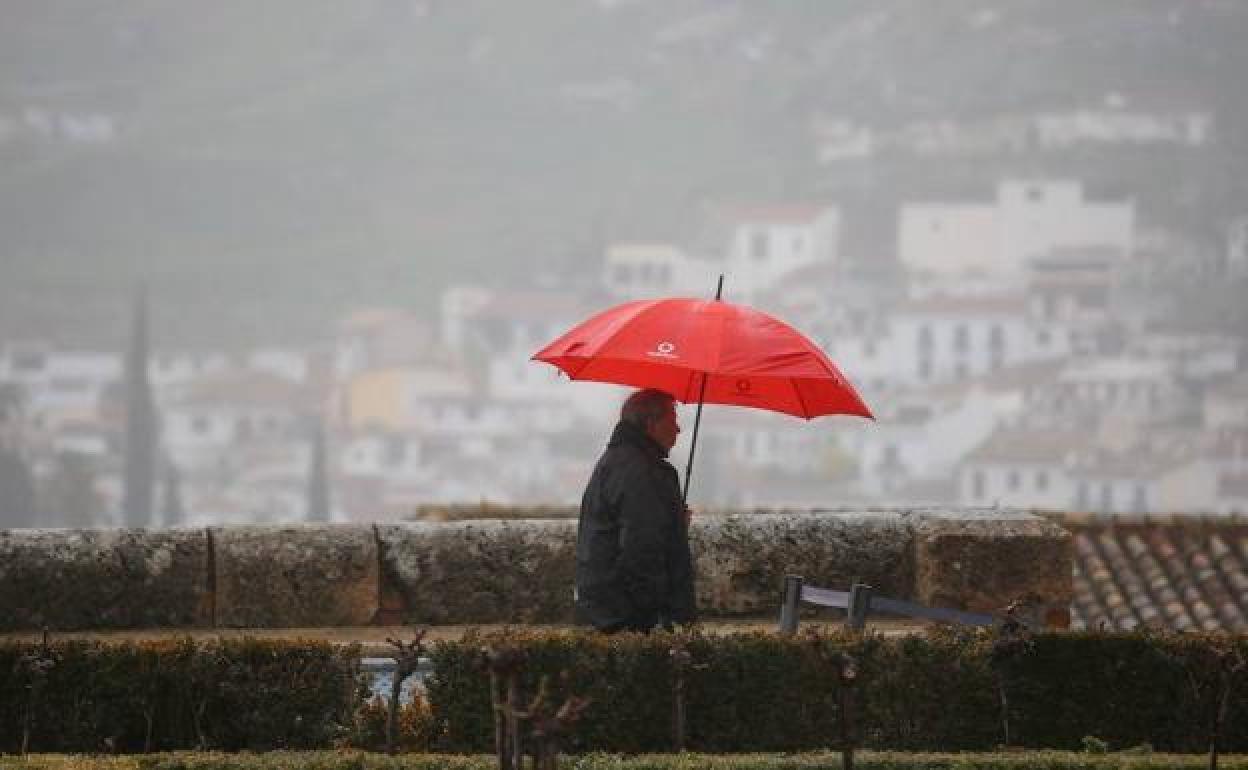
778 574 995 634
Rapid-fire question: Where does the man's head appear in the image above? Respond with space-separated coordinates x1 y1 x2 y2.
620 388 680 452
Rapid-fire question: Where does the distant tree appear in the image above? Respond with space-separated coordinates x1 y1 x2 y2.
41 451 102 528
0 381 23 422
0 447 38 528
122 286 158 528
0 382 28 450
160 459 185 527
306 419 331 523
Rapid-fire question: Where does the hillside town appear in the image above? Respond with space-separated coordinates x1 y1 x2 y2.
2 176 1246 527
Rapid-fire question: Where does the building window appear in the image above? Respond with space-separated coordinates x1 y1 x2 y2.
863 340 877 358
918 357 932 380
613 264 631 284
918 325 933 350
1132 484 1148 513
1036 329 1052 346
192 416 210 435
1076 481 1089 509
989 325 1005 350
1007 470 1020 492
750 230 769 261
954 361 968 379
972 470 985 499
1036 470 1049 492
953 324 969 353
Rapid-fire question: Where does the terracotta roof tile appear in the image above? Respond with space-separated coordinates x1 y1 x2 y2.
1062 514 1248 632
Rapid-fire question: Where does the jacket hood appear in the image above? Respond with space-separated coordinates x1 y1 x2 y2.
607 419 669 460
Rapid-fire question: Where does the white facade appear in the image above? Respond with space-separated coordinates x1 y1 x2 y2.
149 352 230 390
900 180 1134 280
0 345 121 427
725 207 840 300
821 296 1069 390
1030 358 1186 423
959 460 1074 510
340 432 426 480
601 242 721 299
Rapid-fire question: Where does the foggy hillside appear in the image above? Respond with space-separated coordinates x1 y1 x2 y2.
2 0 1246 346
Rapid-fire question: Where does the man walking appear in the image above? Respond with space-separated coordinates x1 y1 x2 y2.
575 388 696 633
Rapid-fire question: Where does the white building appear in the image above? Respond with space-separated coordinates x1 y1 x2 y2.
0 344 121 429
601 243 720 299
724 205 841 301
899 180 1134 281
957 428 1083 510
821 295 1069 390
1027 357 1188 425
162 371 312 470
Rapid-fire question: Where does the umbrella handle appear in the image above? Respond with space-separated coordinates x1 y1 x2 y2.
681 275 724 505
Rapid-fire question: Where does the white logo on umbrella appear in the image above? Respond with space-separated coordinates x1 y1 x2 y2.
647 341 678 359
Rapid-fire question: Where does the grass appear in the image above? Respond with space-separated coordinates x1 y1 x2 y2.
5 752 1248 770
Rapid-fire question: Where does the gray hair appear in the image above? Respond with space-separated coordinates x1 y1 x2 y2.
620 388 675 428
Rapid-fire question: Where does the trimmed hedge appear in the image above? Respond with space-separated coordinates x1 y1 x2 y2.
0 638 361 753
3 630 1246 755
425 628 1248 754
8 753 1248 770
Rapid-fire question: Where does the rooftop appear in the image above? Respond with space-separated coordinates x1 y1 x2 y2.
1063 513 1248 632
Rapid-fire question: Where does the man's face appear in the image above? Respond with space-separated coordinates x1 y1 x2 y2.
646 401 680 452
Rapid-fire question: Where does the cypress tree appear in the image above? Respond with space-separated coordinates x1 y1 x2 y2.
122 286 157 527
160 459 185 527
306 419 331 522
0 447 37 528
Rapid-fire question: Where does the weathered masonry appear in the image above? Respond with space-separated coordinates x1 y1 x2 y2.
0 509 1073 630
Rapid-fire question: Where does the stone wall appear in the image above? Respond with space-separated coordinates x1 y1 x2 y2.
0 508 1072 630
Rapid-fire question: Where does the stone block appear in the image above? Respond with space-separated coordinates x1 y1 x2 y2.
0 528 212 630
378 520 577 624
212 525 379 627
691 512 915 615
911 510 1073 627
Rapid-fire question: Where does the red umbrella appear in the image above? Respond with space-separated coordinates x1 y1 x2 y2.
532 278 873 500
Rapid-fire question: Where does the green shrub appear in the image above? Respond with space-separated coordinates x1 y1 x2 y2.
3 630 1246 755
425 628 1248 754
0 638 360 753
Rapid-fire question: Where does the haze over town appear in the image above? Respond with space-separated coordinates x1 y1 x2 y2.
1 1 1246 527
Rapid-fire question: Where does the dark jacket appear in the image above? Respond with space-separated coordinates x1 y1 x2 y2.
575 420 696 632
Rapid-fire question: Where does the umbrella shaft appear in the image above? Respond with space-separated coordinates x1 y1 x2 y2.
682 372 710 504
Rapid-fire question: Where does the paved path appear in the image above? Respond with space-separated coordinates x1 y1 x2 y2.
0 618 927 654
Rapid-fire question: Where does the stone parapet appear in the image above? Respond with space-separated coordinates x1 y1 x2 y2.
911 510 1073 628
0 527 212 630
212 525 379 627
0 509 1073 629
693 512 914 614
378 520 577 624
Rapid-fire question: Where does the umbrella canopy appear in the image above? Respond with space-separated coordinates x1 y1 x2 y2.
531 296 873 420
